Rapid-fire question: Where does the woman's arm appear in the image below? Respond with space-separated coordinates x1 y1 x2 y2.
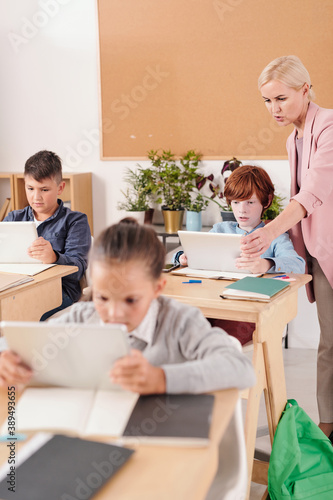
241 200 307 257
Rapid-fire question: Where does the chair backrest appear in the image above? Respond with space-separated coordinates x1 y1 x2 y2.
80 235 94 294
206 398 248 500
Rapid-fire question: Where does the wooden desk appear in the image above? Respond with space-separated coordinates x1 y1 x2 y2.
0 266 78 322
163 273 312 498
0 388 238 500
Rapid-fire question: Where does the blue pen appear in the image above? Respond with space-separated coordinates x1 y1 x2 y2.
0 434 27 442
182 279 202 284
273 275 287 279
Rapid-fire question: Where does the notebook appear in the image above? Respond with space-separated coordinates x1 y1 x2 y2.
0 273 33 292
176 231 259 278
0 263 56 276
0 221 41 264
220 276 290 302
0 321 130 390
0 433 135 500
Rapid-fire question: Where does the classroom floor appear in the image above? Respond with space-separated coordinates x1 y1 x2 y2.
248 347 318 499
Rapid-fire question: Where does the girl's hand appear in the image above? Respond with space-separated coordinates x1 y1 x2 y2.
236 255 272 274
179 254 188 266
0 351 33 387
110 349 166 394
241 227 272 257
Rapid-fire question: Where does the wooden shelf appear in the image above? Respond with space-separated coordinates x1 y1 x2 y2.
0 173 15 221
13 172 93 234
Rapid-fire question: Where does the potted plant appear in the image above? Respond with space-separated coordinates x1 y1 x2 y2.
117 167 154 223
195 157 243 221
262 193 285 222
184 192 209 231
147 149 202 233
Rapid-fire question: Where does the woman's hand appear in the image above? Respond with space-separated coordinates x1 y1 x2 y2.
110 349 166 394
179 254 188 266
236 255 272 274
241 226 273 257
0 351 33 387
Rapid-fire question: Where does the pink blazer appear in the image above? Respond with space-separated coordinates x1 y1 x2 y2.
287 102 333 302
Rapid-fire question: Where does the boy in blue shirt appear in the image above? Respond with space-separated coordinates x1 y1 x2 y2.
4 150 91 320
174 165 305 344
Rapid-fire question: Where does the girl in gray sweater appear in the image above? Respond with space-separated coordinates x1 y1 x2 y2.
0 219 255 394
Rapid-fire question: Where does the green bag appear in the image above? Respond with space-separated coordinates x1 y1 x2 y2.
268 399 333 499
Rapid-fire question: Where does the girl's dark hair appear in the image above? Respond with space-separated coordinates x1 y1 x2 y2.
91 218 166 279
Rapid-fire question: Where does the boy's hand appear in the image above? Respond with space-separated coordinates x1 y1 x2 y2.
28 237 57 264
179 254 188 266
236 255 272 274
0 351 33 387
110 349 166 394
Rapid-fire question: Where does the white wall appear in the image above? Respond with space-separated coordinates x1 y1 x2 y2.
0 0 320 347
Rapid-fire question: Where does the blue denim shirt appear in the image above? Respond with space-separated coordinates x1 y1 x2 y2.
174 221 305 274
4 200 91 302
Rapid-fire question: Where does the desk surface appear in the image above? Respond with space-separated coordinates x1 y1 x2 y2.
0 388 238 500
0 265 78 322
163 273 312 328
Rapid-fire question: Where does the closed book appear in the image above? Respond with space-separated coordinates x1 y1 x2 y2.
220 276 290 302
123 393 215 446
0 433 134 500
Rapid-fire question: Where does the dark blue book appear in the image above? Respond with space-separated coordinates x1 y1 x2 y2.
0 434 134 500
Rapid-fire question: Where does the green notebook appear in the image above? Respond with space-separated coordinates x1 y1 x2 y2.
220 276 290 302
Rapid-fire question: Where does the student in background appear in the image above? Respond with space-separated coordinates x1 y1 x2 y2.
0 218 255 394
4 150 91 320
174 165 305 344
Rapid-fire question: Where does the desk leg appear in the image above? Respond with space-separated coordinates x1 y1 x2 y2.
244 341 267 499
261 315 289 435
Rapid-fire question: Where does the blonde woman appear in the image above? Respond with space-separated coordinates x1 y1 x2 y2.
242 55 333 440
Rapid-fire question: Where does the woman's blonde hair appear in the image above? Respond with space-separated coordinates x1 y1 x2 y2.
258 55 315 101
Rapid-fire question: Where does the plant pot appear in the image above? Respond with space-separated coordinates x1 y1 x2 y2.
126 211 145 224
220 210 236 222
144 208 154 224
186 211 202 231
162 208 184 234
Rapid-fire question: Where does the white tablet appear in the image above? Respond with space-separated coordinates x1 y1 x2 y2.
178 230 243 273
0 321 130 390
0 221 41 263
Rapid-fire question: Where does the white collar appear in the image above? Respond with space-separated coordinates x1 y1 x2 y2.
129 299 159 345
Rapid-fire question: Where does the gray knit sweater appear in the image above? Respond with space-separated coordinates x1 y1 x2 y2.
49 296 256 393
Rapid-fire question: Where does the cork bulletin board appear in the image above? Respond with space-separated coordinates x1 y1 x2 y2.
97 0 333 160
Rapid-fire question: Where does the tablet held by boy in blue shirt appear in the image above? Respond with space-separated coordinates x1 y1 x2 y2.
4 150 91 320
